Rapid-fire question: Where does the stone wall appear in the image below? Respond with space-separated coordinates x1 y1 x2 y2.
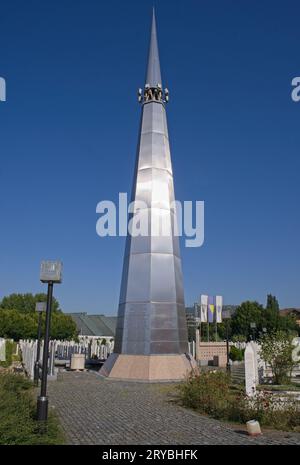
198 342 227 367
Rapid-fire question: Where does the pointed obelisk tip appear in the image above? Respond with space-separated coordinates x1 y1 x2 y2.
145 7 162 88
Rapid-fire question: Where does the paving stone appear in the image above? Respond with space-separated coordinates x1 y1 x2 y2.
47 371 300 445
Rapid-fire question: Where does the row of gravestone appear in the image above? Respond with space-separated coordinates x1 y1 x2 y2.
19 339 114 380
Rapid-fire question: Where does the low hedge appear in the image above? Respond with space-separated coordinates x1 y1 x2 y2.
0 372 65 444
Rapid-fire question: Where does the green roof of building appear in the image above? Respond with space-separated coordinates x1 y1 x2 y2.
67 313 117 337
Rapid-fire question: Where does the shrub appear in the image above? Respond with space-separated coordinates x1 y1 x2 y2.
177 371 234 419
0 373 64 444
177 371 300 431
229 346 244 362
259 331 296 384
237 391 300 431
231 335 247 343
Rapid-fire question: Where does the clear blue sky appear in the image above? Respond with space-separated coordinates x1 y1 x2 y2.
0 0 299 314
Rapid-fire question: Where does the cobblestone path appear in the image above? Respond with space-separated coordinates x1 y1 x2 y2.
48 371 300 445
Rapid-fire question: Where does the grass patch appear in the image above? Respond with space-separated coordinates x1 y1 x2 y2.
0 372 65 444
176 371 300 432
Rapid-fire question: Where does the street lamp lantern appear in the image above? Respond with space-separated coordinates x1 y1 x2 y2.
250 322 257 341
34 302 46 385
222 310 231 373
36 302 46 313
40 260 63 283
37 260 62 424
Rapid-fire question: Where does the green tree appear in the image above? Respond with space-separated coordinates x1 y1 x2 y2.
0 294 77 341
231 301 264 340
0 293 60 313
263 295 299 335
266 294 280 312
263 294 281 331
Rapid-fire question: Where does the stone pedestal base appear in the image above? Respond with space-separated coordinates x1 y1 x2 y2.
99 353 197 382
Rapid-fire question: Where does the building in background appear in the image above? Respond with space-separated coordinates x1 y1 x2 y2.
185 304 197 341
280 308 300 326
67 313 117 341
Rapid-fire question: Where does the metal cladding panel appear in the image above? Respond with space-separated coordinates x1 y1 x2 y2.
174 256 185 304
141 102 166 135
162 107 169 139
150 329 179 341
151 169 173 209
134 167 174 210
171 222 181 259
150 230 174 256
150 253 177 303
129 231 152 255
150 341 180 354
138 132 172 173
134 169 153 206
119 253 130 304
113 11 189 357
137 133 153 170
150 303 178 330
150 207 173 239
125 253 151 303
121 302 150 354
152 134 172 172
179 339 189 353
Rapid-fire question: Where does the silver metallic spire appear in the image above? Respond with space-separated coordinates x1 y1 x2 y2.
145 8 162 87
100 10 194 381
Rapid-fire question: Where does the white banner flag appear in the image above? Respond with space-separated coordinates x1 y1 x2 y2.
200 295 208 322
216 295 223 323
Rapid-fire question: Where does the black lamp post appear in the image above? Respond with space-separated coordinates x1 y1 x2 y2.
34 302 46 386
250 322 256 341
223 310 231 373
37 260 62 423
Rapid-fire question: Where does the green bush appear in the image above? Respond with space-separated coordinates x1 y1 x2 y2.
259 331 296 385
229 346 244 362
0 373 64 444
177 371 300 432
177 371 233 419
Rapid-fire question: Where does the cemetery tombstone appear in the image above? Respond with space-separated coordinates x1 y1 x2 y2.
0 338 6 362
245 342 257 397
250 341 263 385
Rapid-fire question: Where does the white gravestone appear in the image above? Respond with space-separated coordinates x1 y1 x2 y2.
250 341 264 385
292 337 300 363
0 338 6 362
245 343 257 396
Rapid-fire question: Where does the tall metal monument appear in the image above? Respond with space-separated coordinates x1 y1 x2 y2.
100 10 196 381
